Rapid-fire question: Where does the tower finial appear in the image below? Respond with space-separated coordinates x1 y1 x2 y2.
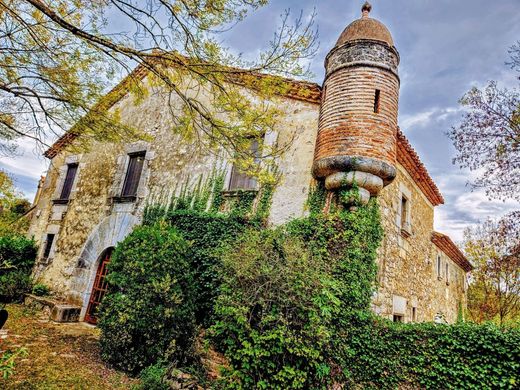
362 1 372 18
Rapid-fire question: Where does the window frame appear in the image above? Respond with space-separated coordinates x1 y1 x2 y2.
55 163 78 203
374 89 381 114
436 254 443 280
116 151 146 202
227 137 262 192
42 233 55 260
400 194 412 237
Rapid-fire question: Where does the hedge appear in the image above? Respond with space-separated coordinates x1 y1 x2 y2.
0 234 37 302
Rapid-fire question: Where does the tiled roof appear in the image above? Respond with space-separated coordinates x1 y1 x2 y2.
43 63 444 208
396 128 444 206
431 231 473 272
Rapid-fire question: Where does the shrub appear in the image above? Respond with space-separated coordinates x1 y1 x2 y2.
0 234 37 302
135 363 169 390
342 317 520 389
32 283 50 296
210 228 342 389
163 210 251 325
98 224 197 375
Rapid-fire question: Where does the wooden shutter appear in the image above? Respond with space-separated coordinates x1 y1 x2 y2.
228 139 260 191
121 152 146 197
59 163 78 200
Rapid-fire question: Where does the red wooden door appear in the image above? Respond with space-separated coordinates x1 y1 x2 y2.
85 248 113 324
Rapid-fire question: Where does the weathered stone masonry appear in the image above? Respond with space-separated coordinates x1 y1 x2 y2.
28 3 472 324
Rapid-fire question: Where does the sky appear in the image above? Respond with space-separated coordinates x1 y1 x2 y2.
1 0 519 241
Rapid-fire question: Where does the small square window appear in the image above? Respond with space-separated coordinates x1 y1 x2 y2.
393 314 404 323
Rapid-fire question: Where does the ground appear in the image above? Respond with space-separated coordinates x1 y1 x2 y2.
0 304 138 389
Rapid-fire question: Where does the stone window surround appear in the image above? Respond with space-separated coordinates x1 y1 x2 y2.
110 141 154 203
396 183 412 237
52 155 82 205
38 224 60 263
224 130 277 192
392 294 407 322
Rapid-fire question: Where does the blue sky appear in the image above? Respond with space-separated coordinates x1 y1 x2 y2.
2 0 519 241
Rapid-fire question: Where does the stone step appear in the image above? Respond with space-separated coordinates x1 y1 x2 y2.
25 294 81 323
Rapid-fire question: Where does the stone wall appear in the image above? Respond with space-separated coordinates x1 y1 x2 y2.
375 164 467 323
27 78 320 316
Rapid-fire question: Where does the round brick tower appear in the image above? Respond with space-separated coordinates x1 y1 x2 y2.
312 2 399 204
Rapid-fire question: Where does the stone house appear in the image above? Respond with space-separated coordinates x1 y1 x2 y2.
27 3 472 325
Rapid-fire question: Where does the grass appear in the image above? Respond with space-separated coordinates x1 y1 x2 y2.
0 304 139 389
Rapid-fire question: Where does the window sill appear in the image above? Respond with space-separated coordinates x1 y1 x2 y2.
112 196 137 203
400 228 412 238
52 199 70 205
222 189 258 197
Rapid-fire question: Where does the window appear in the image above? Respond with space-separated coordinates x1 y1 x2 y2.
411 307 417 322
393 314 404 323
445 263 450 285
228 139 261 191
436 254 442 279
400 195 411 235
59 163 78 200
43 234 55 259
121 152 146 198
374 89 381 113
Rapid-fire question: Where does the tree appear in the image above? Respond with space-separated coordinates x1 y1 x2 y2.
464 211 520 326
1 1 317 180
0 170 31 234
449 44 520 201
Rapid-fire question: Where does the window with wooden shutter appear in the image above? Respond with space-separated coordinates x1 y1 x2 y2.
228 139 260 191
59 163 78 200
121 152 146 198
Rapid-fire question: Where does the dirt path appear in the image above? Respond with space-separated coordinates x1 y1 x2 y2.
0 304 139 389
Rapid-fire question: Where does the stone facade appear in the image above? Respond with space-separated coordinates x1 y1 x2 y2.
27 5 471 324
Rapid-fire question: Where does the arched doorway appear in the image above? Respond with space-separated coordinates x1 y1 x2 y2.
84 248 113 324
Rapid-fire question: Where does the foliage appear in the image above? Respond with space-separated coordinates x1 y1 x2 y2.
161 209 251 326
0 348 28 380
2 1 316 184
98 224 197 375
449 43 520 201
211 228 340 389
0 170 31 235
464 211 520 326
0 234 37 302
210 200 383 389
135 363 169 390
341 317 520 390
32 283 50 297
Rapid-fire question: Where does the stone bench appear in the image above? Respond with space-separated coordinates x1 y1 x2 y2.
25 294 81 323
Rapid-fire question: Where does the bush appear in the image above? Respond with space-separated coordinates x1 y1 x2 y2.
162 209 250 325
135 363 169 390
210 228 343 389
98 224 197 375
0 234 37 302
342 317 520 389
32 283 50 296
